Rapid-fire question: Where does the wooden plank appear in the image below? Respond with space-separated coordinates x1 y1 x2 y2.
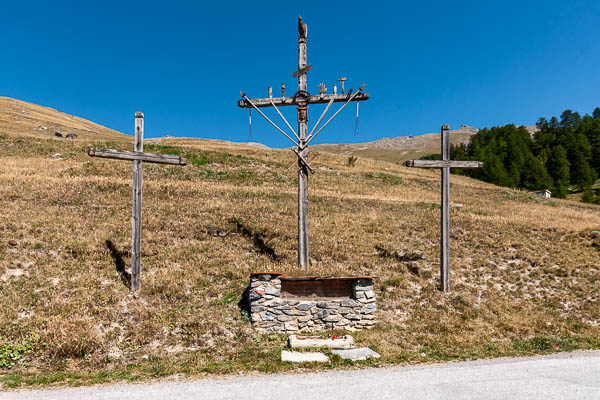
278 276 377 281
237 92 370 108
292 64 312 77
404 159 483 169
440 124 450 293
131 112 144 292
281 280 353 299
88 147 187 165
291 148 314 174
297 22 309 268
250 273 377 280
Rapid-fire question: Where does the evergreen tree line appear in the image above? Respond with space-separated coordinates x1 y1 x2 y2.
443 108 600 202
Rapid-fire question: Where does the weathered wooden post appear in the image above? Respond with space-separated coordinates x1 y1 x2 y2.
296 18 309 267
237 16 369 268
88 112 187 291
131 112 144 291
405 125 483 292
440 123 450 292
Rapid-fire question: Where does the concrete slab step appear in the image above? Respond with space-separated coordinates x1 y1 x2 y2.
288 335 354 349
281 350 329 363
331 347 380 361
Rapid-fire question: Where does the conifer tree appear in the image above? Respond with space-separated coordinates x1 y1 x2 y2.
546 145 570 198
442 107 598 203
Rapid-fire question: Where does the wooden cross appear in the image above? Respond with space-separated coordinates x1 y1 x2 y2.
405 124 483 292
88 112 187 291
237 16 369 267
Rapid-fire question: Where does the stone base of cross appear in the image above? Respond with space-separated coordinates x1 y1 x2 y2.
405 124 483 293
88 112 187 291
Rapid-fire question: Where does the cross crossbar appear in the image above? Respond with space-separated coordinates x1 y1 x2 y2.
292 64 312 78
88 147 187 166
292 148 314 174
405 160 483 169
237 92 369 108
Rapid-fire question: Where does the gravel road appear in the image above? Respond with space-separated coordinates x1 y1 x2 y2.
2 350 599 399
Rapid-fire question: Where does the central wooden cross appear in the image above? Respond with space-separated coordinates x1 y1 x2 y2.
405 125 483 292
237 16 369 267
88 112 187 291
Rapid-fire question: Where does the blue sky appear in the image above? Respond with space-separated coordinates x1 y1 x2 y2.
2 1 599 147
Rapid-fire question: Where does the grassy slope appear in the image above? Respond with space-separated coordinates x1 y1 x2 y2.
1 101 600 388
0 97 126 141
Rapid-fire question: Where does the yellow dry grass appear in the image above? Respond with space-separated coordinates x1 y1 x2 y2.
0 103 599 387
0 97 126 141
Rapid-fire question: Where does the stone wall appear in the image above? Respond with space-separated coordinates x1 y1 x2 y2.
247 273 377 333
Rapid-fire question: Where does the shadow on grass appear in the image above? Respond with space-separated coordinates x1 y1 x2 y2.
375 244 422 276
238 286 251 321
105 240 131 289
229 217 281 262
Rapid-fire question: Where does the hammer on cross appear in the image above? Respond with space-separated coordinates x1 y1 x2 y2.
338 77 347 94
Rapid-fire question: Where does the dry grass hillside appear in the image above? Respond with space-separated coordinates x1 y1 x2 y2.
0 97 127 142
314 125 539 164
0 102 599 388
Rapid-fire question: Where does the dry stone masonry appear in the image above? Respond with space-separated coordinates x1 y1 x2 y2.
247 273 377 333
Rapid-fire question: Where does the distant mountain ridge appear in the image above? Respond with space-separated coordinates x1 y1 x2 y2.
0 96 539 163
313 124 538 164
366 124 479 148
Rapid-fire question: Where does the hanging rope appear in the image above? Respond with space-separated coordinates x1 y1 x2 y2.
354 101 359 136
248 108 253 142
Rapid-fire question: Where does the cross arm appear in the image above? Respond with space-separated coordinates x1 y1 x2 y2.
292 148 314 174
88 147 187 166
405 160 483 169
292 64 312 78
237 92 370 108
